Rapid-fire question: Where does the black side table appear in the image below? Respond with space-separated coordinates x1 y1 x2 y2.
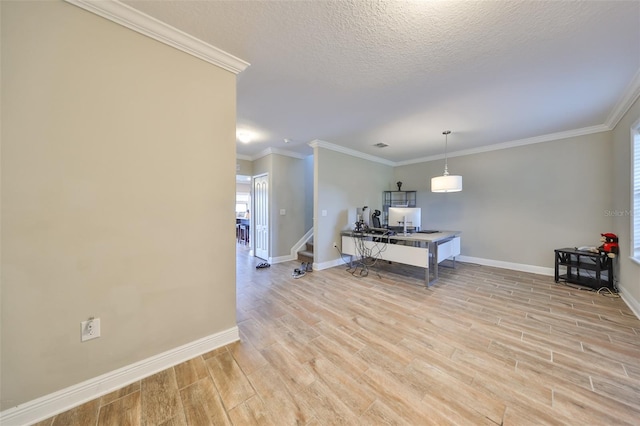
554 248 615 291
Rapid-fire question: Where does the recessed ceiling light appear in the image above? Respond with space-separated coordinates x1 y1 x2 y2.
237 131 252 143
374 142 389 148
284 138 291 143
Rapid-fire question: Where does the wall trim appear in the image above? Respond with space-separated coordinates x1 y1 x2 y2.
396 125 611 166
456 255 555 277
290 228 314 258
307 125 613 169
269 229 314 265
0 327 239 426
251 147 309 162
318 254 554 276
319 255 640 322
606 68 640 130
271 253 296 264
63 0 249 74
308 140 396 167
618 286 640 320
316 257 351 271
458 256 640 319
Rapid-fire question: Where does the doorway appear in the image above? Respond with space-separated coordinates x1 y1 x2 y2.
253 173 269 261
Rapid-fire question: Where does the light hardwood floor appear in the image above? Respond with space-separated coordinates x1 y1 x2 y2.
34 245 640 425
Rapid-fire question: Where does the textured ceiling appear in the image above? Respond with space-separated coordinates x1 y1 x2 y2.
123 0 640 163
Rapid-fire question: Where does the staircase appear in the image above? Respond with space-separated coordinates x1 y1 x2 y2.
297 239 314 269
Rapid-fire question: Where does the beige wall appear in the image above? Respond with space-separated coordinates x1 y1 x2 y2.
1 1 237 409
236 182 251 193
236 158 253 176
314 147 394 264
395 132 614 268
613 96 640 308
250 153 310 259
271 154 308 257
304 155 314 231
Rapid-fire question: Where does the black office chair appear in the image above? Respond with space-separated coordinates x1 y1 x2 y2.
370 210 384 242
371 209 382 228
371 215 381 229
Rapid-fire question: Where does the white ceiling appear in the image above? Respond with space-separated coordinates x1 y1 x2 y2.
123 0 640 164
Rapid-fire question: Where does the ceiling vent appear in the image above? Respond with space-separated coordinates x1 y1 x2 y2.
374 142 389 148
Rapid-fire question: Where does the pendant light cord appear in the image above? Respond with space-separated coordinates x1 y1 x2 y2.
443 130 451 176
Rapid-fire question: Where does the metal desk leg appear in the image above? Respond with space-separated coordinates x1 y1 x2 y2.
426 241 438 287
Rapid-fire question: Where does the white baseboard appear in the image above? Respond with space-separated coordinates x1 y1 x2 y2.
458 256 640 319
457 255 555 277
320 254 553 276
317 257 351 271
270 228 314 265
0 327 239 426
618 286 640 320
291 228 313 257
270 254 296 264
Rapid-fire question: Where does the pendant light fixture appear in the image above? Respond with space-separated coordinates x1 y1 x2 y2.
431 130 462 193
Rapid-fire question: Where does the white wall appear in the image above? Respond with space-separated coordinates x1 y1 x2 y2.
613 96 640 313
1 1 237 409
395 132 614 269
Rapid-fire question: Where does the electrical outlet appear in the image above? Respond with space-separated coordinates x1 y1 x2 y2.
81 317 101 342
333 242 337 248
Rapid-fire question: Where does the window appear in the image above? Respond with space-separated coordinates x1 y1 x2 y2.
236 192 250 217
632 120 640 260
235 203 248 214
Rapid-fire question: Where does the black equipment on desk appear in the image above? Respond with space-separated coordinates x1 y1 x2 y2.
369 228 395 236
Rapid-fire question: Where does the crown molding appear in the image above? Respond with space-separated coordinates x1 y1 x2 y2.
64 0 249 74
251 147 308 161
236 154 253 161
605 68 640 130
241 119 618 167
396 124 611 166
308 140 396 166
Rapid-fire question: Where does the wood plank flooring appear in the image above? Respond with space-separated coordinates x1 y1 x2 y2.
34 246 640 425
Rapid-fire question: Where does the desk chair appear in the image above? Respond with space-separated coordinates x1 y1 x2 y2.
371 215 381 228
239 224 249 245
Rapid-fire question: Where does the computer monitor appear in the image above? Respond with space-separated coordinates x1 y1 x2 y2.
388 207 421 233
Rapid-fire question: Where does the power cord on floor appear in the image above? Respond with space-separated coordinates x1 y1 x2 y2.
337 236 388 279
556 281 620 298
335 244 366 275
334 244 349 264
596 287 621 298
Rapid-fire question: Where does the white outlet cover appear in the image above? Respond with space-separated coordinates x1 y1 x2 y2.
81 318 101 342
